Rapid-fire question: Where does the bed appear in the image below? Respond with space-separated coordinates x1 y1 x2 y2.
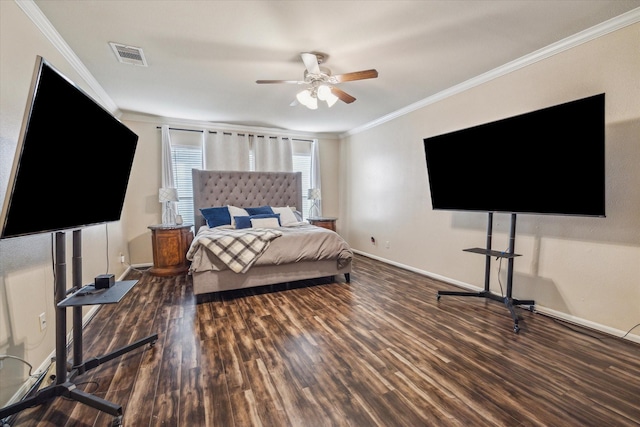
187 170 352 296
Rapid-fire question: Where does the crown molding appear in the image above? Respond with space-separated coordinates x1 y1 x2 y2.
16 0 120 114
342 7 640 139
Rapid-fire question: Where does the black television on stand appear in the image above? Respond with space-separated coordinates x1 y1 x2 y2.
423 93 605 333
423 93 605 217
0 56 139 239
0 56 156 425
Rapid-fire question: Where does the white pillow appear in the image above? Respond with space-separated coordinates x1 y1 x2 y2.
227 205 248 227
250 217 280 229
271 206 299 226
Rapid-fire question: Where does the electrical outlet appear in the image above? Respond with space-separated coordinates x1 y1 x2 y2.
385 241 390 249
39 312 47 331
120 253 125 263
0 359 4 370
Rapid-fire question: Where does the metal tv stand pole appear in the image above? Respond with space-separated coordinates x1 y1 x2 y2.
0 230 158 426
436 212 535 333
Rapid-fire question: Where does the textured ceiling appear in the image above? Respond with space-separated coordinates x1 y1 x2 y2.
33 0 640 135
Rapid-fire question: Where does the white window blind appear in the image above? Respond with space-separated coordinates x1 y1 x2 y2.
171 144 203 226
293 153 312 217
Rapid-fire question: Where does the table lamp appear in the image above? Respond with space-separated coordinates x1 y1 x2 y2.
159 187 179 225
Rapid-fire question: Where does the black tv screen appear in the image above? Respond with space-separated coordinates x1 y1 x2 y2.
0 56 138 239
423 93 605 217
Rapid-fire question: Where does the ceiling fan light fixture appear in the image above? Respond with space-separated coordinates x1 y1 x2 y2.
258 52 377 109
296 89 313 107
297 85 338 109
317 85 331 101
296 88 318 109
307 96 318 110
319 85 339 107
325 92 339 107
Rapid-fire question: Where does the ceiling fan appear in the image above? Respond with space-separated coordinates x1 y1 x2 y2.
256 52 378 109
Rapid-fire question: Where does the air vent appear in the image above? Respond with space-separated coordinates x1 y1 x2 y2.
109 42 148 66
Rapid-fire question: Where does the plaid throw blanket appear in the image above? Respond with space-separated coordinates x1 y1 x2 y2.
192 228 283 273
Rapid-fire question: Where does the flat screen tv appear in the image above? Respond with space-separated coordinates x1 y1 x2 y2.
0 56 138 239
423 93 605 217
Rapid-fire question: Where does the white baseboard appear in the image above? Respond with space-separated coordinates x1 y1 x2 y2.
126 263 153 272
353 249 640 344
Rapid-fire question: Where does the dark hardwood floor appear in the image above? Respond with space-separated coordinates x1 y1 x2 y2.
10 254 640 426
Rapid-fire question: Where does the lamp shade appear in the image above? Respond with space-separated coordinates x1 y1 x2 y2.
325 91 339 107
308 188 321 200
296 89 311 105
159 187 179 203
297 88 319 110
317 85 331 101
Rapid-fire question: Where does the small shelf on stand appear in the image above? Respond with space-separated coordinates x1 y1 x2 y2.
462 247 521 258
58 280 139 307
436 212 535 333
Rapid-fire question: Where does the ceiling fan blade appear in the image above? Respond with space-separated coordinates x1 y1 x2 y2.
333 69 378 83
256 79 304 84
331 87 356 104
301 52 321 75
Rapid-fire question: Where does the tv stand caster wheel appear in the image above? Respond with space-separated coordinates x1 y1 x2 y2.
513 325 520 333
111 415 123 427
436 294 441 301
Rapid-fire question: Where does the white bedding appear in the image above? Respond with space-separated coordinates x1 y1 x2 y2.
187 223 353 274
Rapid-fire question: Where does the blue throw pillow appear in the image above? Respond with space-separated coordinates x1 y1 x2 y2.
234 213 281 229
234 216 252 229
200 206 231 227
245 205 274 216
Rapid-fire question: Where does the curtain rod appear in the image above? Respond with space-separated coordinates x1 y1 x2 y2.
156 126 313 142
156 126 203 133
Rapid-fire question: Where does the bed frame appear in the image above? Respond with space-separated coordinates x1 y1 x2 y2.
191 170 351 295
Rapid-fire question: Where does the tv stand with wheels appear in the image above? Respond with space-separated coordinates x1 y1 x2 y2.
0 230 158 426
436 212 535 333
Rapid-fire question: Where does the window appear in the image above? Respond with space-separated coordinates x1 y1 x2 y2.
291 139 315 218
171 143 203 226
246 137 314 217
293 151 312 217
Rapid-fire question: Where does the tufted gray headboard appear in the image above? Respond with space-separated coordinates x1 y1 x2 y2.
192 170 303 228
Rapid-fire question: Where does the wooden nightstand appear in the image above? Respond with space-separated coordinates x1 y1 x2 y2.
308 217 337 232
148 224 194 276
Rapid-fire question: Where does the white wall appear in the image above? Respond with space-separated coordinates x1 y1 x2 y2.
0 1 132 407
340 22 640 338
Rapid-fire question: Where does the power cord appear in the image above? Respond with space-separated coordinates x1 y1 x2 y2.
621 322 640 339
121 257 152 274
72 284 107 297
106 223 151 274
552 318 640 342
0 355 37 378
494 245 638 342
104 223 112 274
496 248 508 298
